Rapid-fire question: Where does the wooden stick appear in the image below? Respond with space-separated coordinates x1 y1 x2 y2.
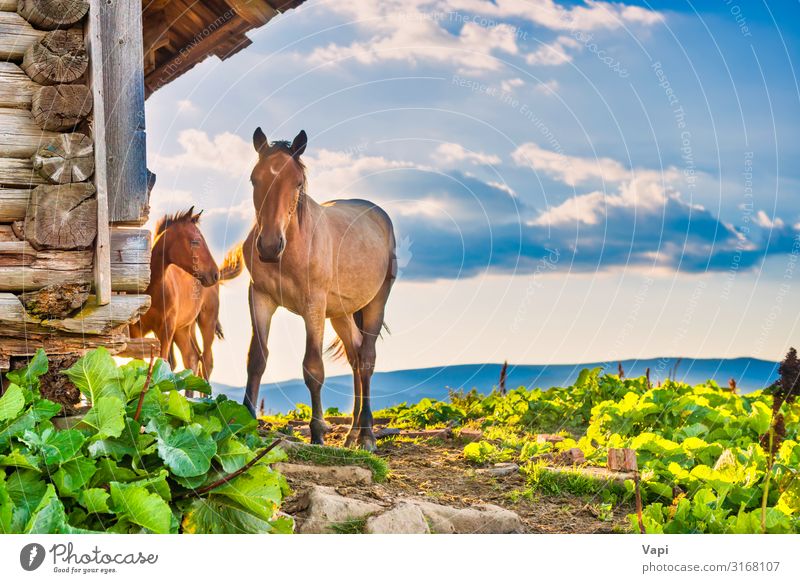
133 349 155 422
179 438 284 499
634 471 645 534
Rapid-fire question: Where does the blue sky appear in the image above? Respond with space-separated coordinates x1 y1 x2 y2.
145 0 800 387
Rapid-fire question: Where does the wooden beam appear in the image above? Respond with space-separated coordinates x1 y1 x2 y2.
227 0 278 27
0 63 39 109
0 0 17 11
43 293 150 334
0 157 48 188
87 0 111 303
0 188 30 220
0 107 60 158
92 0 148 224
0 11 45 62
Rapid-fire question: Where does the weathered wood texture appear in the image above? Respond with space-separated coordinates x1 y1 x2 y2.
0 188 29 220
20 281 90 318
0 0 18 11
22 29 88 85
31 132 94 183
116 335 160 359
0 63 39 108
0 11 44 61
0 227 147 292
45 293 150 334
25 183 97 250
0 107 59 157
0 157 47 187
31 84 92 131
607 448 638 472
17 0 89 30
92 0 148 224
0 293 128 355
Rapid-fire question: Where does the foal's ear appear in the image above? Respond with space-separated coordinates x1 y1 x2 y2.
290 130 307 158
253 127 268 153
192 209 203 223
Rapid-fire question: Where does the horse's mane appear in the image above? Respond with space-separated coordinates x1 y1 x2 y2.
154 207 199 236
268 140 308 224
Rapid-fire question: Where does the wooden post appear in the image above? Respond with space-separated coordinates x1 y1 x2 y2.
86 0 110 304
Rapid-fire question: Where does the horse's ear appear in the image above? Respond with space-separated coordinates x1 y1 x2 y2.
253 127 268 153
290 130 307 159
192 209 203 223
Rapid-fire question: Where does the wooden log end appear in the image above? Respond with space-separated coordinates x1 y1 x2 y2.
21 29 87 85
17 0 89 31
32 132 94 184
25 182 97 250
31 84 92 131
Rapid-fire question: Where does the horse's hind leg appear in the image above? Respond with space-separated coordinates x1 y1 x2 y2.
356 275 395 452
330 316 363 448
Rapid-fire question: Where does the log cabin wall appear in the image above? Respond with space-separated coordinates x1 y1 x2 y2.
0 0 151 371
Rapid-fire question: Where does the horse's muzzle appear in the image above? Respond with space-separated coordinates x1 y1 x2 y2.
257 234 285 263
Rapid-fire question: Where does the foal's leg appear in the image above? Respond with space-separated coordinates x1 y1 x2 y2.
197 292 220 379
173 326 201 397
244 285 276 417
330 316 363 448
356 276 394 452
302 300 328 445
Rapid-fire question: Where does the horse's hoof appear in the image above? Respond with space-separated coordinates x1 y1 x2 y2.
358 436 377 453
344 432 358 448
310 435 325 446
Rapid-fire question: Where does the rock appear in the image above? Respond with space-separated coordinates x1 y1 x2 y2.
476 462 519 477
408 500 524 534
296 486 382 534
274 462 373 486
536 433 565 444
556 448 585 465
365 502 431 534
456 429 483 442
375 427 401 439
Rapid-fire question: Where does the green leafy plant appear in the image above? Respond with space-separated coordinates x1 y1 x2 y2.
0 348 291 534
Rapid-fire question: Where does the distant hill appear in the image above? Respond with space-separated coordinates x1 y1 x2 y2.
211 357 779 414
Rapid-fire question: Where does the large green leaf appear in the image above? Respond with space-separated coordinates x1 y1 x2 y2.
53 458 97 498
182 497 282 534
80 397 125 439
0 449 41 472
166 391 192 422
79 488 111 514
21 428 85 467
30 399 61 423
0 473 13 533
0 410 35 449
154 423 216 478
212 398 258 440
212 464 283 522
0 384 24 421
5 470 48 532
215 438 253 473
5 349 48 389
109 482 171 534
64 347 123 403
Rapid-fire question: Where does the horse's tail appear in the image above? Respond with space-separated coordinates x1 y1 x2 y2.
325 310 390 361
219 243 244 281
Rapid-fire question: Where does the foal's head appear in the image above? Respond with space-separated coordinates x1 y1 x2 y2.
250 128 307 262
154 207 219 286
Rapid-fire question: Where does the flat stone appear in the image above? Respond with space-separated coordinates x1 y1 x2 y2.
475 462 519 477
365 502 431 534
296 486 382 534
274 462 373 486
406 500 524 534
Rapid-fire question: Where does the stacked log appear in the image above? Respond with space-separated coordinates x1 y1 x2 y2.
0 0 150 370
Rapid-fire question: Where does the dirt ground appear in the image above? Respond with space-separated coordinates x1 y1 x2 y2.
283 423 633 534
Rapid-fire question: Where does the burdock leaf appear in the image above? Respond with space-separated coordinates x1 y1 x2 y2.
6 349 48 389
212 464 283 522
79 488 111 514
166 390 192 422
53 458 97 498
109 482 171 534
0 384 24 421
182 497 278 534
64 347 123 403
155 423 216 477
215 438 253 473
21 428 85 467
80 397 125 439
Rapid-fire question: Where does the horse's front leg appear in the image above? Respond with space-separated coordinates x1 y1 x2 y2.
302 298 328 445
244 285 276 417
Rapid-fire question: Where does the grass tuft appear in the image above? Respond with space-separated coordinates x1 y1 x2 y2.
330 517 368 534
288 443 389 483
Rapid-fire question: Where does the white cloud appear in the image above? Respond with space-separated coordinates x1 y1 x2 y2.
176 99 198 114
754 210 784 229
534 79 560 94
152 129 255 178
435 142 501 166
445 0 663 32
500 77 524 92
525 35 581 65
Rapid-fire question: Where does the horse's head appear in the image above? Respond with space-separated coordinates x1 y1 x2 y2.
250 127 307 263
154 207 219 286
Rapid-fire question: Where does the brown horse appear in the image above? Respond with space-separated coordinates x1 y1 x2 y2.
236 128 396 451
131 208 243 384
